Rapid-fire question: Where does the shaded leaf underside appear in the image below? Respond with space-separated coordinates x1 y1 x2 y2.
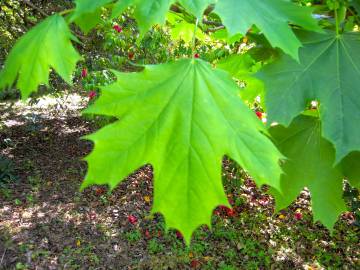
259 30 360 162
270 115 347 230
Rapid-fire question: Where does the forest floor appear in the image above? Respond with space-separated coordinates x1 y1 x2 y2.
0 94 359 270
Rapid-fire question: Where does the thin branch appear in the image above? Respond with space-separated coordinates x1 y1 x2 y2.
202 19 223 27
21 0 48 17
206 25 225 32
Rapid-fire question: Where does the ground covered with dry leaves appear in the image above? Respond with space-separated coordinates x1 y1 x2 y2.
0 95 359 270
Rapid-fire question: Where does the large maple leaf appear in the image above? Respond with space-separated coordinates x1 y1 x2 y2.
258 31 360 162
0 14 81 99
70 0 114 33
215 0 321 59
112 0 173 36
82 59 283 243
270 115 347 230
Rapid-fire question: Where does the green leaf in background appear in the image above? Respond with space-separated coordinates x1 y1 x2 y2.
216 54 265 107
133 0 173 36
349 0 360 15
210 29 242 45
258 30 360 162
215 0 322 59
270 115 346 230
167 12 205 43
341 152 360 188
112 0 173 37
70 0 114 33
0 14 81 99
82 59 283 243
178 0 215 18
112 0 214 36
111 0 132 18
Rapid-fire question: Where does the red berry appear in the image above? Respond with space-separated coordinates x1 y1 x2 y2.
113 25 122 33
81 68 88 78
176 231 183 240
88 90 97 100
256 111 262 119
194 53 200 58
127 215 137 224
145 230 151 239
294 212 303 220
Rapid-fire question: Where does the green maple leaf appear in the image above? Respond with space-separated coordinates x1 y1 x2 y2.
112 0 214 35
350 0 360 15
270 115 347 230
258 30 360 162
178 0 215 18
215 0 321 59
0 14 81 99
112 0 132 17
216 54 255 79
216 54 265 108
70 0 114 33
167 12 205 43
341 152 360 188
112 0 173 37
82 59 283 243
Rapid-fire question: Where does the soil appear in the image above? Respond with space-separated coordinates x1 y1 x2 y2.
0 95 359 270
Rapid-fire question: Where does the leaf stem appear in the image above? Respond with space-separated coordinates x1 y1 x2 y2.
59 9 75 16
335 7 339 36
334 2 347 37
192 18 199 56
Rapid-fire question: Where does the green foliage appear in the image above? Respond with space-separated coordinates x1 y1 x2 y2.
167 12 205 43
0 14 81 99
71 0 114 33
341 152 360 188
215 0 322 59
216 53 265 107
81 58 283 243
269 115 347 229
259 30 360 162
0 0 359 245
112 0 173 37
178 0 215 18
